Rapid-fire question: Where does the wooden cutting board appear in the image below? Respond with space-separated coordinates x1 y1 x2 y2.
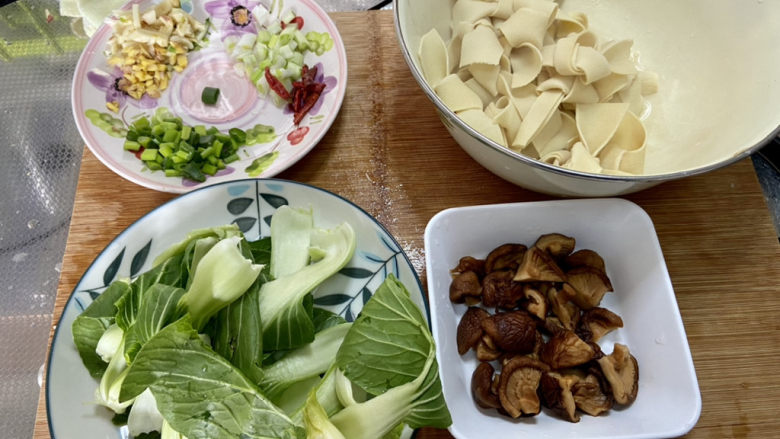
33 10 780 439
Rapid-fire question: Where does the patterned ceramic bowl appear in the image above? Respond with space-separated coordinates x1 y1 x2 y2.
45 179 426 438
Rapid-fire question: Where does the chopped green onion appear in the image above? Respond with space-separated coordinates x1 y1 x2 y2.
121 110 274 182
201 87 220 105
140 149 158 161
201 163 218 175
123 140 140 151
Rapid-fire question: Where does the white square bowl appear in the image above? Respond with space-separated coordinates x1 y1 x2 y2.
424 198 701 439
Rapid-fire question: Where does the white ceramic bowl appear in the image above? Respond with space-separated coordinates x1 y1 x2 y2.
424 199 701 438
396 0 780 196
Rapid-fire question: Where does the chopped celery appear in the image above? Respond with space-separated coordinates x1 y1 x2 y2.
123 140 141 151
257 29 272 43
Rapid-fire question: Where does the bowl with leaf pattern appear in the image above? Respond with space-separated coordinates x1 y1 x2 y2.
45 178 427 438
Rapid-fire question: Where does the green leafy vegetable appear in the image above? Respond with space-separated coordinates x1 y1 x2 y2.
115 254 187 332
246 236 272 265
121 317 305 439
177 236 264 330
152 224 241 267
127 388 164 437
290 364 343 425
96 333 132 413
72 210 451 439
327 275 452 438
72 280 131 377
303 391 346 439
269 206 313 279
258 206 356 351
160 420 185 439
96 323 124 363
123 284 186 362
260 322 351 401
311 308 348 332
210 277 266 384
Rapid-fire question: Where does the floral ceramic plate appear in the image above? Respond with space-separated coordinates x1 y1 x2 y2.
72 0 347 193
45 179 427 438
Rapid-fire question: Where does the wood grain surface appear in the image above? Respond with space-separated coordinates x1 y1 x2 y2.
34 10 780 439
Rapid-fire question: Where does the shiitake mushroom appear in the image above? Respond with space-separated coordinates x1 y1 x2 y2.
497 356 549 418
453 235 637 424
456 307 489 355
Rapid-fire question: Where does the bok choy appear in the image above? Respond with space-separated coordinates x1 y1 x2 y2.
304 275 452 438
258 206 356 351
71 207 451 439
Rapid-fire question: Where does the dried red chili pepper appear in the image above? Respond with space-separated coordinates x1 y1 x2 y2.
269 63 326 125
293 87 305 112
265 68 291 101
301 64 317 85
281 16 304 30
293 89 323 125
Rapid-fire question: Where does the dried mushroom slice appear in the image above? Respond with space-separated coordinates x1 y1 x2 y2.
547 285 580 331
540 372 580 423
543 316 568 336
577 307 624 342
456 307 490 355
534 233 576 260
572 367 614 416
485 243 527 273
481 270 524 308
476 335 502 361
472 362 502 409
521 285 548 320
449 271 483 304
481 310 538 354
513 246 566 283
540 330 595 369
565 267 613 310
498 356 550 418
597 343 639 405
564 249 606 272
451 256 486 278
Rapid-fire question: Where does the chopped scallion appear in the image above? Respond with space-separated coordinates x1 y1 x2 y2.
201 87 220 105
